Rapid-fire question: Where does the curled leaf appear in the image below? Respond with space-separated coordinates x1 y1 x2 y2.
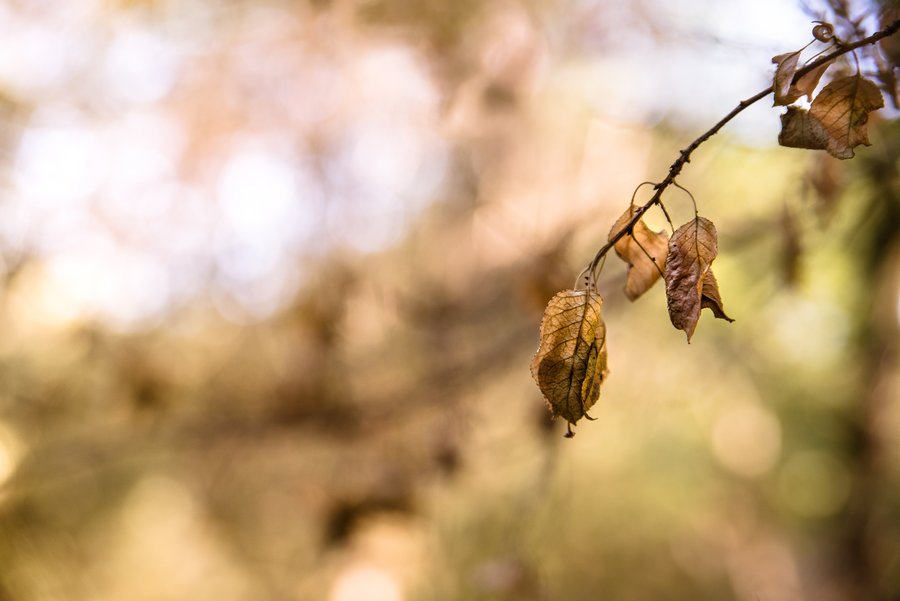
812 21 835 43
792 59 833 101
664 217 733 342
700 270 733 323
609 206 669 301
809 74 884 159
531 289 608 436
772 51 803 106
772 52 833 106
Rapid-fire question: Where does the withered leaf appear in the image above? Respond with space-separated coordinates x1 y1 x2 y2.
772 51 803 106
809 75 884 159
609 205 669 301
531 289 608 436
778 107 831 151
792 60 833 101
812 21 835 43
772 52 833 106
700 270 733 323
664 217 733 342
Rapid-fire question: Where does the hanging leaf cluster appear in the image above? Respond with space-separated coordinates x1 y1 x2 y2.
531 16 900 437
774 40 884 159
531 211 733 435
606 208 732 340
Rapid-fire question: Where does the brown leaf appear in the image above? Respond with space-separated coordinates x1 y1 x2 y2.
609 206 669 301
809 75 884 159
772 51 803 106
700 271 733 322
812 21 835 43
664 217 732 342
772 52 833 106
531 289 608 436
792 60 833 100
778 107 830 151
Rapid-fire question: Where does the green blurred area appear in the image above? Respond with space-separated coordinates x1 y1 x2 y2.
0 1 899 601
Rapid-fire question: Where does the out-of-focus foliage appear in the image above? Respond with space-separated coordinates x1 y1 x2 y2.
0 1 898 601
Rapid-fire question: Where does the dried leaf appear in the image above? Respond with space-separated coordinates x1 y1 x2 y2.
609 206 669 301
664 217 733 342
772 52 833 106
792 60 833 100
809 74 884 159
772 51 803 106
531 289 608 435
778 107 831 151
812 21 835 43
700 271 733 322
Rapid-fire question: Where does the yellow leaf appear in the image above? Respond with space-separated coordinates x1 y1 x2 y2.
609 205 669 301
809 75 884 159
664 217 733 342
531 289 608 436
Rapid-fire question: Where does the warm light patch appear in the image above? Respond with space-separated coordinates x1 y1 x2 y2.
329 564 403 601
711 402 782 477
0 421 24 490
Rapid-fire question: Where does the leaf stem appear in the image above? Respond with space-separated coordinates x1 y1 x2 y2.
586 18 900 275
629 181 657 207
672 181 698 217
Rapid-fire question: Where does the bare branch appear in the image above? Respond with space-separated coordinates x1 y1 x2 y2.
587 18 900 276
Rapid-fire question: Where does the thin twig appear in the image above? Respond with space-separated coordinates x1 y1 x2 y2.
586 18 900 275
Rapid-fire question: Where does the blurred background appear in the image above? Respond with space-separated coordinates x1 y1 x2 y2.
0 0 899 600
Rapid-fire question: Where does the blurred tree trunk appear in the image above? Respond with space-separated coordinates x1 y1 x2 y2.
835 122 900 601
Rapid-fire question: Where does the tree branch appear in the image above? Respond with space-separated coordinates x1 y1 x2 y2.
586 18 900 280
